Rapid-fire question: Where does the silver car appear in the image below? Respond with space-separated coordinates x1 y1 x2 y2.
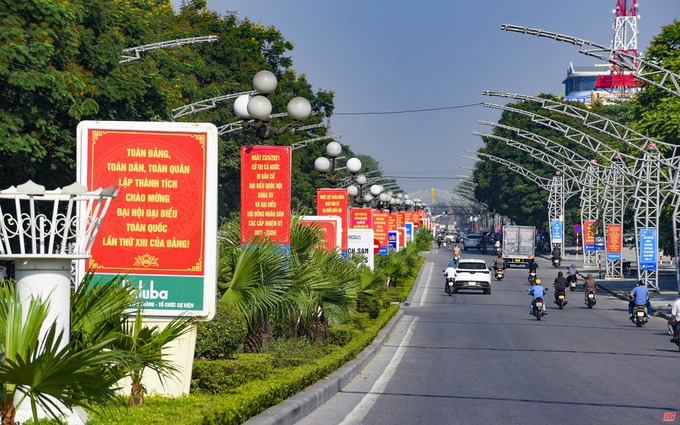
463 233 481 250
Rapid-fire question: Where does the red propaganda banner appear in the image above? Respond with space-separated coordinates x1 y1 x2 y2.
299 216 341 253
389 213 397 231
606 224 623 254
583 220 597 246
84 130 208 275
396 212 406 228
407 211 420 231
373 210 389 253
397 228 406 250
76 121 218 318
241 146 292 245
317 188 349 251
350 208 373 229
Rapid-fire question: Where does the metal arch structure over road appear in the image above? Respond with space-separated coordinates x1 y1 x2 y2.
477 119 612 265
499 24 680 97
471 131 594 261
476 120 609 265
463 151 570 250
480 101 638 281
479 103 637 280
483 92 673 288
476 105 640 273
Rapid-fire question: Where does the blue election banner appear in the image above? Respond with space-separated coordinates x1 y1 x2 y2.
639 228 657 271
388 230 398 251
551 219 563 243
594 236 605 251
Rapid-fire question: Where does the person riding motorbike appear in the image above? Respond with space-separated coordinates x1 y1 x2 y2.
494 239 501 253
452 244 462 265
583 273 597 301
528 258 538 278
435 234 443 248
566 263 579 285
669 296 680 343
628 280 652 318
529 278 547 315
444 262 457 292
493 255 506 273
553 271 567 303
551 246 561 261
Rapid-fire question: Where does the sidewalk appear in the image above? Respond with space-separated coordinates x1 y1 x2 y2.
539 249 679 319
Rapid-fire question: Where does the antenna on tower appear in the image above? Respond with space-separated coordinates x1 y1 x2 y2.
595 0 641 92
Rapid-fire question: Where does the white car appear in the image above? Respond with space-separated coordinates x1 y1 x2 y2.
453 259 492 294
463 233 481 250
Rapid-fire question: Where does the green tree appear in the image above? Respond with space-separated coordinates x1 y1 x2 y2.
0 283 131 425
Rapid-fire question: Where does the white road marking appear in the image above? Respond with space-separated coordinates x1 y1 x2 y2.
415 261 434 307
339 317 418 425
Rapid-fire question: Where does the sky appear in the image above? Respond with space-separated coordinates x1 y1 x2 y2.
172 0 678 206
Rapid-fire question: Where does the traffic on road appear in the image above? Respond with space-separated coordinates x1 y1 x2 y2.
292 243 680 425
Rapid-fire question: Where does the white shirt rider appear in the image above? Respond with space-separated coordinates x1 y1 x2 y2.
671 298 680 323
444 266 457 279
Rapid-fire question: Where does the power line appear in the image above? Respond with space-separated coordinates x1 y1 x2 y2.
386 176 471 180
334 103 482 116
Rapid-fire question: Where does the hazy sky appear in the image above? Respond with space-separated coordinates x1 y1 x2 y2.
172 0 678 205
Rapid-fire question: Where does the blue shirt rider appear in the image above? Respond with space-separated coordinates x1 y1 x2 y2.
628 280 652 317
529 279 548 315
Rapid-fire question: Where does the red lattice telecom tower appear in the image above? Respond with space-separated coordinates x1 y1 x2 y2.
595 0 640 90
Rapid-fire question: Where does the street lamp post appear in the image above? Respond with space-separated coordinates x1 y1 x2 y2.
233 70 312 141
314 142 362 186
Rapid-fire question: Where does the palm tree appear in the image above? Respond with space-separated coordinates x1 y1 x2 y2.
74 275 197 407
217 219 292 353
0 283 129 425
286 221 361 342
118 310 196 406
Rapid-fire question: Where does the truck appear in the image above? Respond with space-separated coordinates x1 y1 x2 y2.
502 225 536 268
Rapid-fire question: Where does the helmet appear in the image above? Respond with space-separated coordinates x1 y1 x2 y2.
637 280 645 286
448 262 454 267
535 278 542 285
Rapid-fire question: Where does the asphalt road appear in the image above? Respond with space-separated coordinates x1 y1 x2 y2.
296 248 680 425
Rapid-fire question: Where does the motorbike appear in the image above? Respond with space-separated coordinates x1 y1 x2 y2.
494 245 502 256
566 275 577 291
478 243 488 254
585 290 596 308
555 291 567 309
532 297 546 321
494 268 505 281
630 304 648 327
666 304 680 351
452 254 461 268
444 276 456 296
551 256 561 268
528 272 536 285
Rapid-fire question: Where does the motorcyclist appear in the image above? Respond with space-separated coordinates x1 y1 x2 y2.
551 246 561 262
566 263 579 285
528 258 538 282
669 296 680 343
435 234 442 248
529 278 547 315
583 273 597 302
493 255 506 273
452 244 462 265
553 271 567 303
628 280 652 319
494 239 501 253
444 262 457 292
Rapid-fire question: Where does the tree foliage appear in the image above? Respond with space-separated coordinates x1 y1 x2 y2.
0 0 390 220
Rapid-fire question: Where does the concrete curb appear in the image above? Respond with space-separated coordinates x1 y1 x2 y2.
243 308 405 425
